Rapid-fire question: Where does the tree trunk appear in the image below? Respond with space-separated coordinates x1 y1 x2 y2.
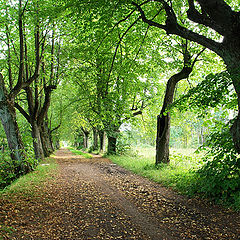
0 79 30 174
40 121 54 157
55 139 60 150
156 113 171 164
107 136 117 154
93 128 98 151
227 66 240 153
156 63 193 165
83 131 89 149
31 121 44 160
99 130 105 152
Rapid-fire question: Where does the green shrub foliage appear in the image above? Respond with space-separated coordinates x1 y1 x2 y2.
0 147 37 190
193 125 240 207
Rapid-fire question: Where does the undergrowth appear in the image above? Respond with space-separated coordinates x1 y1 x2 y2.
0 157 57 198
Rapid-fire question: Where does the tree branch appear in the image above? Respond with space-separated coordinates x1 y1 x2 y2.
15 102 31 123
107 17 140 82
132 1 222 56
186 0 227 35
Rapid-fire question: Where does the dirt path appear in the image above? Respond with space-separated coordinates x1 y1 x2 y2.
1 149 240 239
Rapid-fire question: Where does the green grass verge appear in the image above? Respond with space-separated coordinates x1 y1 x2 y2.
68 147 93 159
0 157 58 239
109 148 240 210
0 157 58 198
109 149 203 196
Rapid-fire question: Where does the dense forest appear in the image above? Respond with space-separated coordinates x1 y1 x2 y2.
0 0 240 209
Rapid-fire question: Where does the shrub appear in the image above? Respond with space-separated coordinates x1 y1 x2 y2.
0 146 37 190
192 126 240 208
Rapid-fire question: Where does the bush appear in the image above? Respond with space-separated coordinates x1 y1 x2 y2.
0 146 37 190
192 126 240 209
0 151 17 189
116 133 134 155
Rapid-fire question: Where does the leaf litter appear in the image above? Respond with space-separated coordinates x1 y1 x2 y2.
0 149 239 239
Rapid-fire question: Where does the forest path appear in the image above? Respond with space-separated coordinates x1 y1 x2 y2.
1 149 240 239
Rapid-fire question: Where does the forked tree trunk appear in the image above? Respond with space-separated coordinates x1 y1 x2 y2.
156 65 193 165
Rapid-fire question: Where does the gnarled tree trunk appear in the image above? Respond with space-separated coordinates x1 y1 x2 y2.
31 121 44 160
40 121 54 157
0 75 30 173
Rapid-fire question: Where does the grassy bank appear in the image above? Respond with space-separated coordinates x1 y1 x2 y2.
0 157 58 239
109 147 203 195
0 157 58 198
109 147 240 210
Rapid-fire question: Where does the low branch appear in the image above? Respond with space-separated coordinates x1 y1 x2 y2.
15 102 31 123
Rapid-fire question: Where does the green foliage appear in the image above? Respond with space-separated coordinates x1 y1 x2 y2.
0 157 57 197
0 146 38 190
0 151 16 189
191 125 240 209
173 71 236 113
114 132 131 155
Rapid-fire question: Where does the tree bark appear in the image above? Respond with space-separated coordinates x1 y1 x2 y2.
107 136 117 154
40 121 54 157
224 65 240 152
31 121 44 160
93 128 98 151
156 64 193 165
0 75 29 173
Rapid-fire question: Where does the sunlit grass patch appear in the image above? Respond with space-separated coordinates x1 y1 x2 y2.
68 147 93 159
109 147 203 196
0 157 58 198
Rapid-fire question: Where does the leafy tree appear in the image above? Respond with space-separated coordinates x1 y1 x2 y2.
130 0 240 153
0 0 37 172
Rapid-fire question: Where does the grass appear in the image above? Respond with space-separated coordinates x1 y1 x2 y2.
0 157 58 239
109 147 203 195
0 157 58 198
68 147 93 159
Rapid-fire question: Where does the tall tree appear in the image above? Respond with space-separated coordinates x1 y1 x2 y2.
131 0 240 152
0 0 39 171
156 40 204 164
